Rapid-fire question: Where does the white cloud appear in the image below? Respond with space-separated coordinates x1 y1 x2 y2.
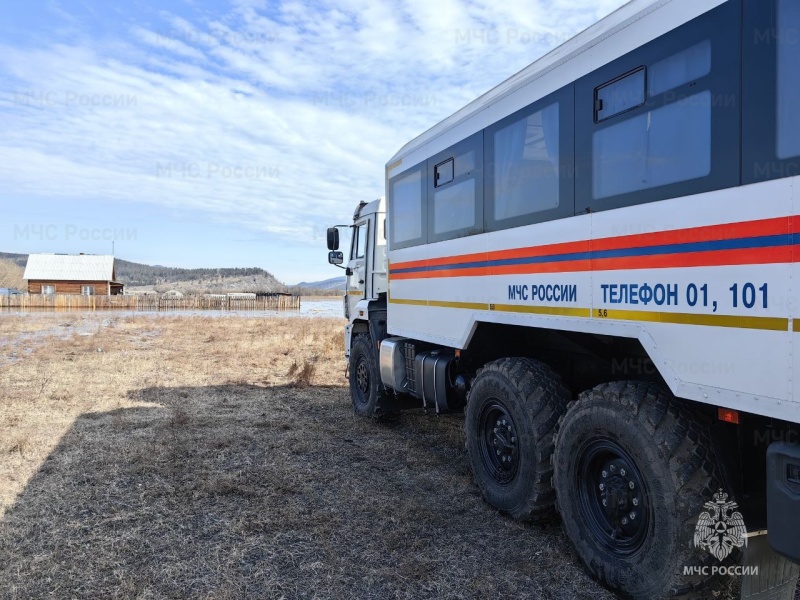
0 0 627 273
131 27 207 61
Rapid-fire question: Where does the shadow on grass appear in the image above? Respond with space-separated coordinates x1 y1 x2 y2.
0 383 620 600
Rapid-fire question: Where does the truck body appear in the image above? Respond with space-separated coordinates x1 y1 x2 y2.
327 1 800 598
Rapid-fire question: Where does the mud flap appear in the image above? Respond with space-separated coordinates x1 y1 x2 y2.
740 535 800 600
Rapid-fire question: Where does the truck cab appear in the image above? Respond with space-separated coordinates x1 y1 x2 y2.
327 198 387 355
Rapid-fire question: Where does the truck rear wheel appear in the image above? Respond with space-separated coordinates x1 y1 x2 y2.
465 357 569 522
349 334 386 417
553 381 730 600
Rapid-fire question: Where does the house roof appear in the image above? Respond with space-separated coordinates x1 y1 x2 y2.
23 254 118 282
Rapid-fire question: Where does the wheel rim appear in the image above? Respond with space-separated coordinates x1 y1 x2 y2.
477 400 519 485
576 439 650 556
355 357 370 400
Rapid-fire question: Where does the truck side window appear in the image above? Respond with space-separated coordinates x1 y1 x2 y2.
352 224 367 260
592 42 712 201
777 0 800 159
493 102 560 221
389 167 424 248
428 133 483 242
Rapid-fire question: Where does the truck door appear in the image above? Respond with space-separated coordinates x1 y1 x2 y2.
347 219 369 318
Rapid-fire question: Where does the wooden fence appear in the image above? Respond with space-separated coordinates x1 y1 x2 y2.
0 294 301 312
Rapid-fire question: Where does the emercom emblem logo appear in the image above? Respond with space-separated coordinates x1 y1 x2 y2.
693 489 748 561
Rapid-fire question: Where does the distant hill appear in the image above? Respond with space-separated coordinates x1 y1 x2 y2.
295 276 346 292
0 252 285 294
114 258 283 291
0 253 27 268
0 257 25 290
0 252 348 295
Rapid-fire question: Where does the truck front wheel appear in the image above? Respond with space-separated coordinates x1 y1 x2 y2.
553 381 731 600
349 334 385 417
465 357 569 523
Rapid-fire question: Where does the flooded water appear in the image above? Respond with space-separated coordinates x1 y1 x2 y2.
298 298 344 318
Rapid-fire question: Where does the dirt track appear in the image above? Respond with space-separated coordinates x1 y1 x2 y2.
0 313 745 599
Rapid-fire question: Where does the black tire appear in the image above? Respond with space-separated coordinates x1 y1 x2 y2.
553 381 733 600
465 357 569 522
349 334 386 417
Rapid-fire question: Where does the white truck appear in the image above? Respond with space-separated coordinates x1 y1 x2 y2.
326 1 800 598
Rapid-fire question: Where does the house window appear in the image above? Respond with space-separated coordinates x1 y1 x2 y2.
82 285 95 296
41 285 55 295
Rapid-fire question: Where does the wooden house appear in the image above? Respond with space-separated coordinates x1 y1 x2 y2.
23 254 124 296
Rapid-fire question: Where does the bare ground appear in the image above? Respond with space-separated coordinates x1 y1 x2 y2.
0 313 748 599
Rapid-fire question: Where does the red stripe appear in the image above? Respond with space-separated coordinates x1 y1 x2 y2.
390 216 798 274
591 216 795 253
389 246 794 280
592 246 793 272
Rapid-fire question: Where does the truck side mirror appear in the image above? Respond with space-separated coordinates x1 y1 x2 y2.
328 251 344 266
327 228 340 251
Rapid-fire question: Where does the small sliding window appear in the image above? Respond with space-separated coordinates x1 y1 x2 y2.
427 132 483 243
594 67 646 122
434 159 454 187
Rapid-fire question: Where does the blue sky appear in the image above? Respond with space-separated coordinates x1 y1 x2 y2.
0 0 626 284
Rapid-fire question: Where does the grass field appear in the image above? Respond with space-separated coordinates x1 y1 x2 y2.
0 313 746 599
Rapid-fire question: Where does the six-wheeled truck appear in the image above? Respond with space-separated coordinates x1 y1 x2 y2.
326 0 800 598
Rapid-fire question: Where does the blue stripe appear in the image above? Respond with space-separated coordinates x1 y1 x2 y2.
391 234 796 275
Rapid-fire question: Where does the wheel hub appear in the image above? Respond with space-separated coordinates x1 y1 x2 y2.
578 440 649 555
478 401 519 484
491 416 517 465
598 458 642 537
356 360 369 394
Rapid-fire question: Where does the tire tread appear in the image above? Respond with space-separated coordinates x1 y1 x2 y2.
466 357 570 522
553 381 735 599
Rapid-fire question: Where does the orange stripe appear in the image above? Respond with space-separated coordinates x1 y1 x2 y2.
390 216 798 273
389 247 793 280
591 216 796 253
592 246 794 272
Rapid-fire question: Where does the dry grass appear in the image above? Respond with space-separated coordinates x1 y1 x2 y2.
0 313 746 599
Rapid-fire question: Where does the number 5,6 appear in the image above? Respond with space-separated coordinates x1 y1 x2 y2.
729 283 768 309
596 308 608 318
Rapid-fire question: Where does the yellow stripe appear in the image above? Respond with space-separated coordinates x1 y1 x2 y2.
792 319 800 332
603 309 788 331
389 297 428 307
389 297 487 310
492 303 592 318
388 297 789 331
429 300 488 310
